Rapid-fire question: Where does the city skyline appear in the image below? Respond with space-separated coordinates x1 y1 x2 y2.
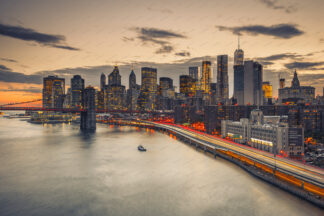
1 0 324 104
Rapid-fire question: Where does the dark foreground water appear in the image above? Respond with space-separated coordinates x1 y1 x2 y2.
0 117 323 216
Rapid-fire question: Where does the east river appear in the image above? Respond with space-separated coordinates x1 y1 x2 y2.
0 116 323 216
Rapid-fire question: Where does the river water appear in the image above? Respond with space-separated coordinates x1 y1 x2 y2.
0 116 322 216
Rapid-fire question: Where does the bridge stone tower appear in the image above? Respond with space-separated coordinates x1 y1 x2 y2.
81 86 96 131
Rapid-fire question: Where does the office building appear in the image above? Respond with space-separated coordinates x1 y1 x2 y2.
233 40 244 105
100 73 106 91
262 82 272 105
138 67 157 111
189 66 200 91
201 61 211 94
127 70 140 111
42 75 65 108
216 55 229 103
180 75 195 97
278 70 315 104
221 109 304 158
108 66 121 86
71 75 84 108
244 61 263 106
106 66 126 110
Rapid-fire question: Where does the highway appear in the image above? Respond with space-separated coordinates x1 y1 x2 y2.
124 120 324 188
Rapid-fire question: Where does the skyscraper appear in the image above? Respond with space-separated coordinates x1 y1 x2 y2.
262 81 273 105
234 37 244 66
108 66 121 86
180 75 195 97
189 66 201 92
201 61 211 94
216 55 229 103
233 38 245 105
106 66 126 110
244 61 263 106
139 67 157 111
129 70 136 89
71 75 84 108
42 75 65 108
189 66 200 80
100 73 106 90
127 69 140 111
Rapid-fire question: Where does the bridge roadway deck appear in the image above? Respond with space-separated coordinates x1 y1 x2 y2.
118 120 324 189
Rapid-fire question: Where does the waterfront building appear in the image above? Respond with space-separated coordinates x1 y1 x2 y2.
221 109 304 158
63 88 72 108
71 75 84 108
216 55 229 103
278 70 315 104
201 61 211 94
244 61 263 106
139 67 157 111
42 75 65 108
81 86 96 130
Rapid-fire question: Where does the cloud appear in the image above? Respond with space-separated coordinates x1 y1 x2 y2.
175 51 191 57
0 70 42 84
0 64 11 71
320 38 324 43
0 23 80 51
156 45 174 54
284 61 324 70
258 0 296 13
129 27 186 54
0 87 41 93
0 58 17 63
216 24 304 39
147 7 173 14
258 53 303 61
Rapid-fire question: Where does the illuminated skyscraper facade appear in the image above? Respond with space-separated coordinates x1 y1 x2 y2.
216 55 229 103
106 66 126 110
201 61 211 94
139 67 157 111
180 75 195 97
42 75 65 108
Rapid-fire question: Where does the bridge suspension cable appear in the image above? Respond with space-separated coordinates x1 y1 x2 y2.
0 99 42 107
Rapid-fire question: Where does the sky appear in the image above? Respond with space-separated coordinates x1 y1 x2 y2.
0 0 324 104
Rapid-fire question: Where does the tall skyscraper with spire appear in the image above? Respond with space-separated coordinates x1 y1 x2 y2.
127 68 140 111
234 36 244 66
233 37 245 104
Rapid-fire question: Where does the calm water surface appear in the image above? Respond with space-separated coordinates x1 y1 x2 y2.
0 117 323 216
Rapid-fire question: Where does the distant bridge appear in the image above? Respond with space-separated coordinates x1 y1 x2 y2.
0 106 174 114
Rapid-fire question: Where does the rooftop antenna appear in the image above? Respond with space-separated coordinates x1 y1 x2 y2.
238 35 240 49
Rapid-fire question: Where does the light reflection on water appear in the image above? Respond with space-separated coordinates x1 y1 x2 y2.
0 117 322 216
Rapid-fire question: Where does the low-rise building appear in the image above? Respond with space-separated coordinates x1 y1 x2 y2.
221 109 304 159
